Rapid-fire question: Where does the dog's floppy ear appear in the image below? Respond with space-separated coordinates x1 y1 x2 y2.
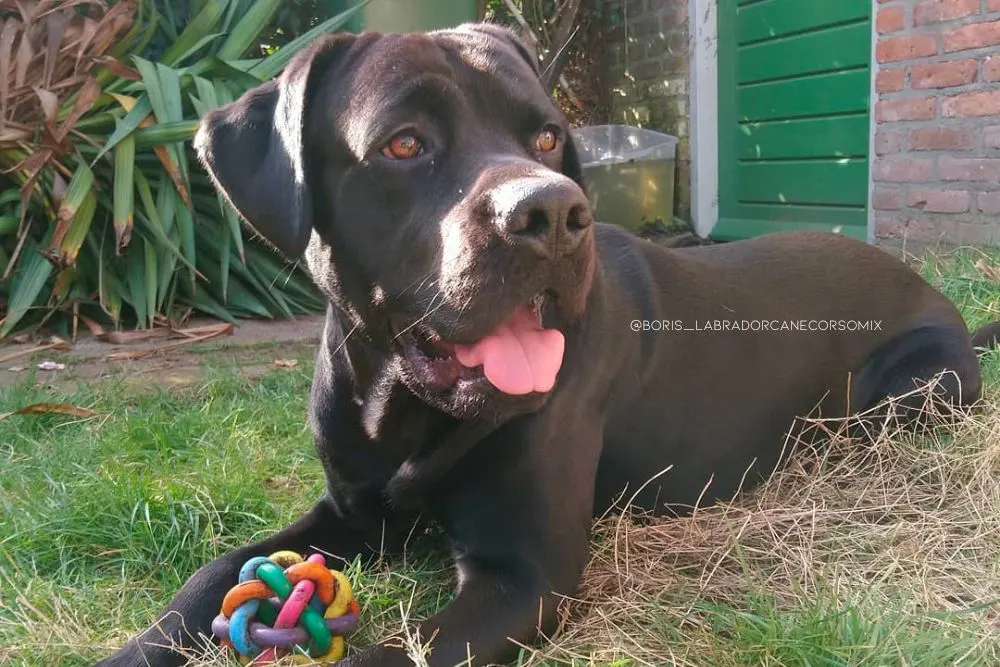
194 34 356 258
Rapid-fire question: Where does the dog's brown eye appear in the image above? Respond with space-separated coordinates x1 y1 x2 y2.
382 133 423 160
535 128 558 153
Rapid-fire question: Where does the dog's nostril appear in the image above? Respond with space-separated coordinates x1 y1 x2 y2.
524 209 550 238
566 204 591 231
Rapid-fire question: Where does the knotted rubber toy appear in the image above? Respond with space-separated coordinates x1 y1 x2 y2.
211 550 361 665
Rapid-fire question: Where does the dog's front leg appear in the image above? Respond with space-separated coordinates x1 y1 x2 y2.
341 420 602 667
94 494 406 667
340 557 567 667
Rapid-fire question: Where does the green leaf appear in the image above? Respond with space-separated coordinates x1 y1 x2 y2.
143 238 158 328
132 120 199 147
253 1 370 80
112 135 136 249
126 239 149 329
221 197 245 264
130 171 200 277
155 171 177 237
1 238 55 337
217 0 281 62
52 161 96 261
0 214 18 236
176 202 197 285
94 95 152 165
161 0 227 65
219 217 231 301
58 191 98 266
184 284 238 323
203 57 264 91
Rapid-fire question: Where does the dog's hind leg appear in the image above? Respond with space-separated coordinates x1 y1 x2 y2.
94 495 412 667
847 324 984 439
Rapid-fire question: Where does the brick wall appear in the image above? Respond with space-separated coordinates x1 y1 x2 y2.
874 0 1000 246
605 0 691 221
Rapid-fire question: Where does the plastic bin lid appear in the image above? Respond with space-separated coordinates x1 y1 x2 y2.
570 124 678 167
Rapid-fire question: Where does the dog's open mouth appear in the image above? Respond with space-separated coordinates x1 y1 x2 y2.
393 294 565 396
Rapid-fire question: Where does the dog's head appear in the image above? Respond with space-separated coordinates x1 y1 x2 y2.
195 23 596 420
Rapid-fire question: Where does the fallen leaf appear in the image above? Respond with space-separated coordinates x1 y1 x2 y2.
7 365 24 372
105 323 234 361
37 360 66 371
274 359 299 368
0 337 70 364
0 402 102 423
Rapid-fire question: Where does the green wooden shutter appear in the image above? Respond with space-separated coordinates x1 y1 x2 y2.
714 0 873 241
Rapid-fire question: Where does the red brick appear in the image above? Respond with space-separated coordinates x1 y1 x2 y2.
905 189 971 213
943 21 1000 53
874 216 940 241
877 6 906 33
939 157 1000 181
874 158 934 182
914 0 979 25
910 59 978 88
875 215 906 240
875 130 904 155
873 187 903 210
877 35 938 62
876 97 937 122
980 192 1000 215
876 68 906 92
942 90 1000 117
986 56 1000 82
986 125 1000 149
990 0 1000 12
909 127 973 150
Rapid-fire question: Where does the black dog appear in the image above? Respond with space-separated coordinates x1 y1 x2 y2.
97 23 1000 667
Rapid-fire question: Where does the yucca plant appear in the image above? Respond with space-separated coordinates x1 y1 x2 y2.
0 0 368 338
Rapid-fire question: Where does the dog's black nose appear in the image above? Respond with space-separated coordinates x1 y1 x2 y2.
491 176 593 257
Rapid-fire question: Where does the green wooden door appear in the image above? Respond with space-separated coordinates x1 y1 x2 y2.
714 0 873 241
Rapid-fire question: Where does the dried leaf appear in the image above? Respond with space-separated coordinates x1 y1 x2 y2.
94 55 139 81
0 343 61 365
88 0 132 55
99 328 170 344
76 312 105 337
274 359 299 369
42 8 71 87
13 17 32 88
0 19 20 125
152 141 191 208
0 402 102 423
0 127 30 142
73 16 97 67
33 86 58 123
50 168 67 202
54 75 99 142
108 92 138 111
105 323 233 361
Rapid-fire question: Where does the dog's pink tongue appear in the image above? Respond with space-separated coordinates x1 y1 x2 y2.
453 306 564 395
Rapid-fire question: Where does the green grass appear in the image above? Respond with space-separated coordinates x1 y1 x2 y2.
1 246 999 666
